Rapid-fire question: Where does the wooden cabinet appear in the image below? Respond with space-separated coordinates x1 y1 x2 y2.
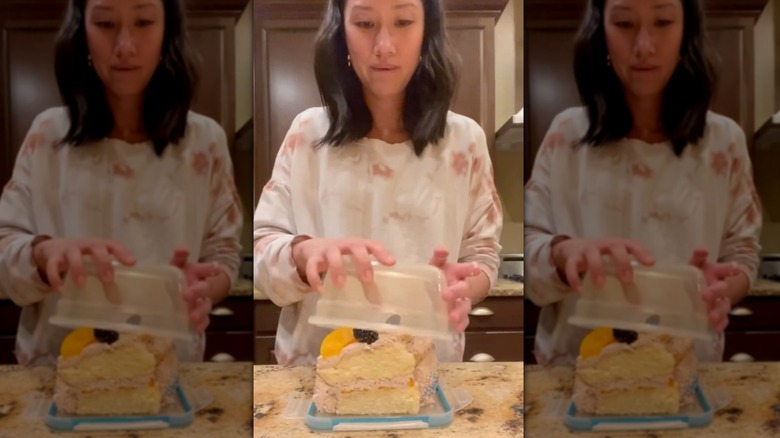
253 0 509 202
253 296 523 364
523 0 770 183
524 295 780 364
0 299 22 364
0 0 248 188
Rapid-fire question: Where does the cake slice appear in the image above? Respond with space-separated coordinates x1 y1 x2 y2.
313 327 438 415
53 327 178 416
572 327 697 415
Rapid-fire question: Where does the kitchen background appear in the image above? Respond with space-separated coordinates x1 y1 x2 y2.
253 0 525 365
0 0 256 365
523 0 780 365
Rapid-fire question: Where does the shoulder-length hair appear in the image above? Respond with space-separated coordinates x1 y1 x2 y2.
573 0 717 155
54 0 198 156
313 0 458 156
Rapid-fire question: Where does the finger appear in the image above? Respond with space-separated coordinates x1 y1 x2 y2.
701 281 727 303
626 241 655 266
565 254 584 292
366 241 396 266
87 244 115 284
708 263 741 283
443 281 469 303
306 255 325 292
347 244 374 283
428 245 449 268
66 245 86 287
688 246 708 268
107 241 137 266
446 263 481 285
607 244 633 285
182 281 208 303
47 255 65 292
190 297 211 332
585 246 604 287
451 297 471 332
188 263 222 283
169 247 190 268
326 246 345 287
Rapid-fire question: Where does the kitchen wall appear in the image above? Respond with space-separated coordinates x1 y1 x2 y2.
493 0 524 254
235 2 254 254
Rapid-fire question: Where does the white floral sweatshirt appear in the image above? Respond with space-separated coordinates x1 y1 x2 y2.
0 107 243 366
254 107 502 365
524 107 761 366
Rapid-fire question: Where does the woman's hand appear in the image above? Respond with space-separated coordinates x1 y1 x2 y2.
291 237 396 292
429 246 482 332
31 237 136 291
688 247 742 332
550 237 655 292
169 247 223 332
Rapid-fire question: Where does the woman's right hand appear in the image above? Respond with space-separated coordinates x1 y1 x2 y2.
31 237 136 291
291 237 396 292
550 237 655 292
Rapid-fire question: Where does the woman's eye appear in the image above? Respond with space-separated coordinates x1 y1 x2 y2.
396 19 414 27
355 21 373 29
137 19 155 27
96 21 115 29
656 19 673 27
615 21 634 29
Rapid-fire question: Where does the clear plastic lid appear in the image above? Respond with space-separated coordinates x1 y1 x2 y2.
567 261 711 340
48 259 193 340
307 260 452 340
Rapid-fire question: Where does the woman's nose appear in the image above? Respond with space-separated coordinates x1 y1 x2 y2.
374 26 396 57
115 26 137 58
633 27 656 58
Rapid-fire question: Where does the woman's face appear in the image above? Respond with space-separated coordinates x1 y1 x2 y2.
343 0 425 100
84 0 165 100
603 0 684 100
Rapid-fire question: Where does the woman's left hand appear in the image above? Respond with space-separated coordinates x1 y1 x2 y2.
429 246 482 332
688 247 741 332
170 247 223 332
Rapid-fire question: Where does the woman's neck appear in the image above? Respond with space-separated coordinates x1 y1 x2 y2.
625 92 667 144
106 93 148 144
364 91 408 144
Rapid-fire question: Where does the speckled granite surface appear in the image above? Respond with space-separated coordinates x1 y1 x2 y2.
749 279 780 296
525 363 780 437
253 362 523 437
253 279 524 300
0 363 252 438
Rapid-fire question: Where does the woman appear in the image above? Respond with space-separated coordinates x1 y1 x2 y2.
254 0 502 365
0 0 242 366
525 0 761 366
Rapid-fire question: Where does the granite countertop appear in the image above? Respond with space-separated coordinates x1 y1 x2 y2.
525 363 780 437
253 362 523 437
749 279 780 296
0 362 252 438
253 279 524 300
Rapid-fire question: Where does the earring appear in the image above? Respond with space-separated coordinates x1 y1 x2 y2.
87 54 92 67
606 54 611 67
347 54 351 68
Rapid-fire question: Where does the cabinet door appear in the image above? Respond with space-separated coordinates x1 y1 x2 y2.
254 16 498 201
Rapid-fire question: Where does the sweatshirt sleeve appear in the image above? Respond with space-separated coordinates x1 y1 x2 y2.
0 114 54 306
458 123 503 288
524 114 574 307
717 123 761 288
253 114 312 307
199 123 243 289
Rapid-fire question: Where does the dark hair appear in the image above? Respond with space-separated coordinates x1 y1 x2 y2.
313 0 458 156
573 0 717 155
54 0 198 155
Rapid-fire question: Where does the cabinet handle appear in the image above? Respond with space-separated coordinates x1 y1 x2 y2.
469 307 495 317
469 353 495 362
728 353 754 363
210 307 234 317
209 353 236 362
729 307 753 317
